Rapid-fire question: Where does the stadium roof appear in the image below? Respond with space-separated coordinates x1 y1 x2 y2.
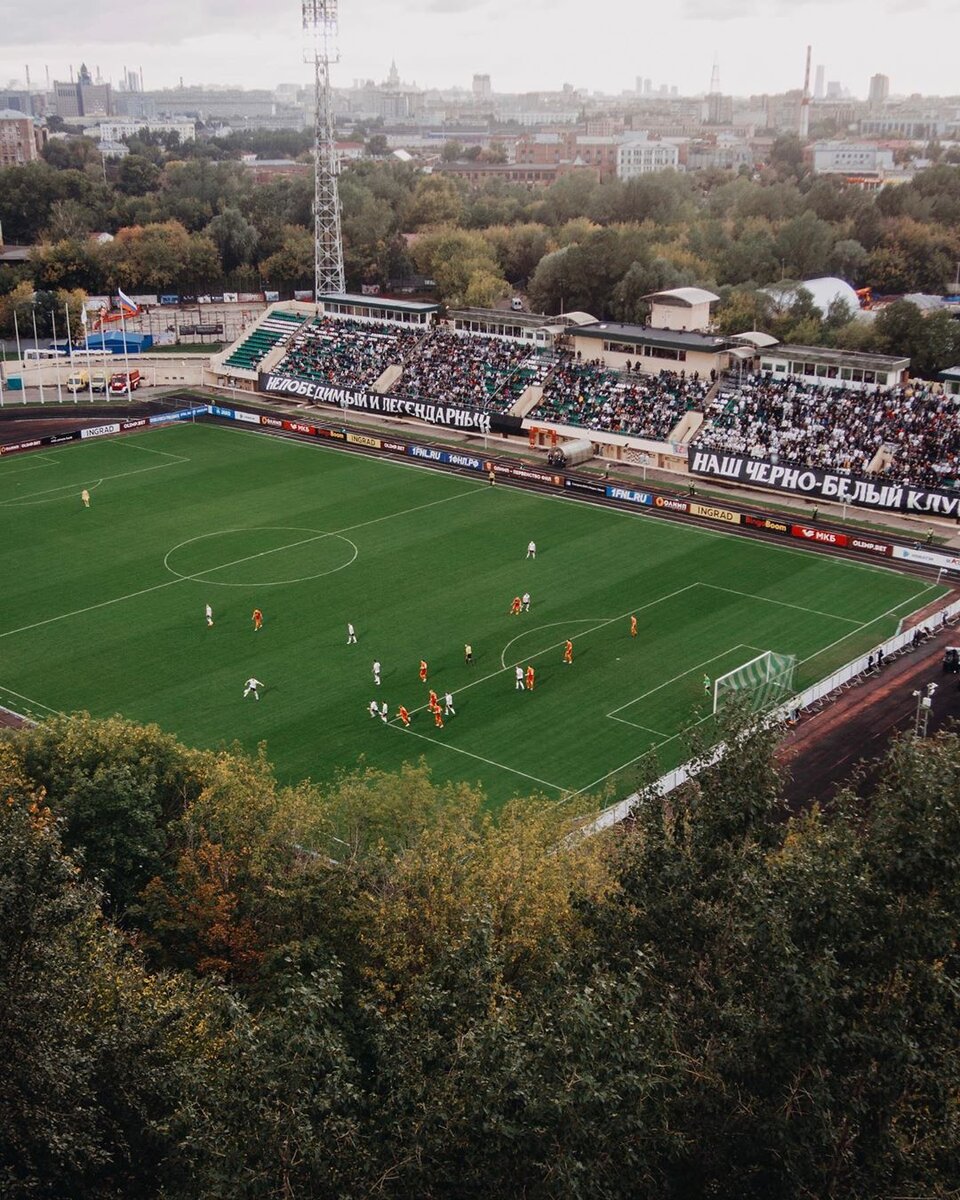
554 311 597 326
763 343 909 372
572 321 732 352
938 365 960 383
731 330 779 348
318 292 440 314
642 286 720 308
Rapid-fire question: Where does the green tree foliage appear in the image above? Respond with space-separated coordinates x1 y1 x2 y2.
259 223 314 290
2 713 959 1196
410 226 507 307
404 174 465 228
204 207 259 274
0 745 228 1198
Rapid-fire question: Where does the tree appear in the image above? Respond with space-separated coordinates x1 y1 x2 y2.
204 208 259 274
364 134 389 157
259 224 313 290
117 155 162 197
11 713 206 912
0 746 227 1198
482 223 552 285
873 298 926 359
404 174 464 229
774 209 835 279
410 226 506 306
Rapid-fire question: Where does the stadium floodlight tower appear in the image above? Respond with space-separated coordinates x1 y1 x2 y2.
302 0 345 299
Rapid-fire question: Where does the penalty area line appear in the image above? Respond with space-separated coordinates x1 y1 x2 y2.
387 721 569 795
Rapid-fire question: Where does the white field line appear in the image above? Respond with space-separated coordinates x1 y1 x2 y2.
387 721 568 794
0 462 177 505
700 582 863 625
0 684 60 715
0 485 484 642
0 454 63 476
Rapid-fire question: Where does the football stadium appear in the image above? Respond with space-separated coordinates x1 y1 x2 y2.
0 401 949 812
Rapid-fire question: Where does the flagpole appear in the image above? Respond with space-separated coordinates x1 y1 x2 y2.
81 304 93 402
31 306 45 404
13 307 23 362
64 300 74 375
120 296 132 400
50 307 64 403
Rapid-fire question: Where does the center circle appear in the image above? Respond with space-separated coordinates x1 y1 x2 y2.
163 526 358 587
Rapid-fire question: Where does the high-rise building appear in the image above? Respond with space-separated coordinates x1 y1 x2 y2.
472 73 491 98
814 65 825 99
868 73 889 109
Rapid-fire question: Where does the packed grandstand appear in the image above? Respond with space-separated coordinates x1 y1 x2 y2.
227 305 960 493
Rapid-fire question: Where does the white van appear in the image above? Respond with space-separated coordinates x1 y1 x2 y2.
510 297 524 312
66 371 89 393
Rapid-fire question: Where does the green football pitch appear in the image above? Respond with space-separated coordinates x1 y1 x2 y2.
0 421 943 810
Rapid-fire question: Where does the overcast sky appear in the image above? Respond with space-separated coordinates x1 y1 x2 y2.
2 0 956 100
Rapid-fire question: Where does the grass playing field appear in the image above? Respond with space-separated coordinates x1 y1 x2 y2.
0 420 944 811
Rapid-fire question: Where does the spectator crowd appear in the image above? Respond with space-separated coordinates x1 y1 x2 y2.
277 317 426 388
529 354 710 442
395 330 548 410
696 373 960 490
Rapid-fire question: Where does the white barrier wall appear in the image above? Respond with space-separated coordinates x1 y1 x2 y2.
2 355 208 392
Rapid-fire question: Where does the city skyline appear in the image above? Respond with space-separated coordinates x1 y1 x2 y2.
2 0 958 102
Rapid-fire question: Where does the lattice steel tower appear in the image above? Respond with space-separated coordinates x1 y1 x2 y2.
303 0 345 297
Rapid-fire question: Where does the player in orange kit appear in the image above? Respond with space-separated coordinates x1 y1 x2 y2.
252 608 263 632
397 705 411 726
525 664 535 690
428 689 438 709
433 707 444 729
510 596 522 616
563 639 573 664
630 615 637 637
419 659 428 683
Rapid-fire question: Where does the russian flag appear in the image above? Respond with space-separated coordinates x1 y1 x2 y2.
117 288 140 317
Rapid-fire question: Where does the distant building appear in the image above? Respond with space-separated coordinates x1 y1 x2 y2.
868 73 890 110
705 93 733 125
472 74 491 99
435 160 599 187
0 109 46 166
811 141 895 177
616 135 679 179
54 80 82 118
98 119 195 143
53 64 112 118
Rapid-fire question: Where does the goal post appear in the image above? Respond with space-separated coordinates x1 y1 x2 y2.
713 650 797 715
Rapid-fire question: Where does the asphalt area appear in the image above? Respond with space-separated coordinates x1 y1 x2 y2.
778 594 960 808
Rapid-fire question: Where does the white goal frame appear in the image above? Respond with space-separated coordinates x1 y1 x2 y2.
713 650 797 715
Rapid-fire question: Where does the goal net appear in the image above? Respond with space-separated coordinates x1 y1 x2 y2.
713 651 797 715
